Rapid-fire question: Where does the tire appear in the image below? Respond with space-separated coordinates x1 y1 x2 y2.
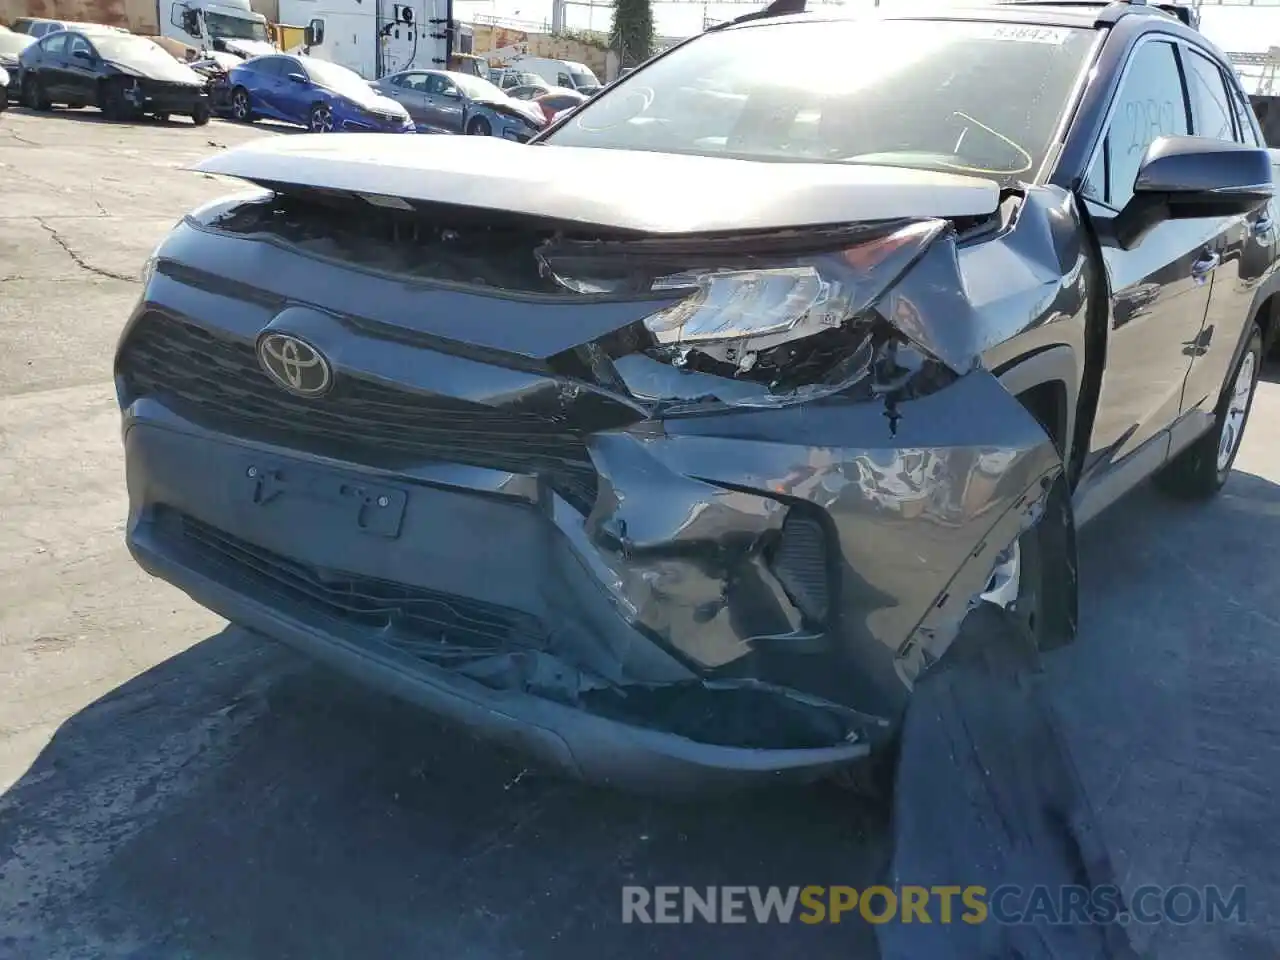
191 103 210 126
230 86 253 123
22 75 50 111
465 115 491 136
1155 323 1262 500
308 102 334 132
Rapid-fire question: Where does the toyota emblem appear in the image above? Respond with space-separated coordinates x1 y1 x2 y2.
256 332 333 398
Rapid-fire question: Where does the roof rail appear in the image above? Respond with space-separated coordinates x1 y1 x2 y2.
995 0 1198 29
707 0 805 31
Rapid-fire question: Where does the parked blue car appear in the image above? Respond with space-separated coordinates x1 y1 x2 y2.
228 54 413 133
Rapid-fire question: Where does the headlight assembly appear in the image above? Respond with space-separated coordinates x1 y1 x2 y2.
559 220 953 409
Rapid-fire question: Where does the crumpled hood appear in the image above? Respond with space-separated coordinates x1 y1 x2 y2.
107 56 205 86
193 134 1001 234
472 95 543 125
365 92 408 116
221 38 275 59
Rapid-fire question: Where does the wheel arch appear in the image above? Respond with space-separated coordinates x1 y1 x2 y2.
995 345 1079 471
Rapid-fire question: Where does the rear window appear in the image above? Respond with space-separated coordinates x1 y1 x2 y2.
546 18 1097 184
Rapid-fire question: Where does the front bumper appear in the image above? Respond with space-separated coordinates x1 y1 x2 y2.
128 82 209 115
340 111 415 133
115 224 1062 788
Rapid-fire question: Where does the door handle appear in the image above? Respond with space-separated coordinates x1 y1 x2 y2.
1191 251 1221 283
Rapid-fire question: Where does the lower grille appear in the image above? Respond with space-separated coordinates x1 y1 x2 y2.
119 313 599 511
166 510 548 658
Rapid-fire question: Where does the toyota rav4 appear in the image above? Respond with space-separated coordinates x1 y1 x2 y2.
116 0 1276 793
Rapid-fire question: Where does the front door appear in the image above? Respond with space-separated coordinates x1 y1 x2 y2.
423 72 464 132
1078 36 1214 474
1177 43 1276 431
62 33 98 104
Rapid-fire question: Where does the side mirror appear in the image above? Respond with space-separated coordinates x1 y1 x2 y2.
441 86 460 99
1115 135 1274 250
72 49 93 61
287 72 307 84
306 19 324 46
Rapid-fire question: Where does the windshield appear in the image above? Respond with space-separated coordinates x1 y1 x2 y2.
568 65 597 86
453 73 507 100
0 32 34 56
205 11 269 42
545 19 1096 183
304 58 373 98
93 35 181 66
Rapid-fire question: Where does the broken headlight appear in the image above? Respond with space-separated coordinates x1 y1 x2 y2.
636 219 948 404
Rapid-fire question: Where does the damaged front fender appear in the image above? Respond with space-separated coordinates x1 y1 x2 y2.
572 366 1073 722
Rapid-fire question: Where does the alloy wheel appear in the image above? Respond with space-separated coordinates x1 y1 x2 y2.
310 104 334 132
1217 349 1257 472
232 90 248 121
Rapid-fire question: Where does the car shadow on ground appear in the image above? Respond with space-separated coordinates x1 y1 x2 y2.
3 473 1279 959
3 105 299 133
0 627 888 958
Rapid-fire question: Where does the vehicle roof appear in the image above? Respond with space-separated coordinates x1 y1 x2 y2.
727 2 1191 31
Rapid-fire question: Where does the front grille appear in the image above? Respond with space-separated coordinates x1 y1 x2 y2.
119 313 599 511
165 510 548 659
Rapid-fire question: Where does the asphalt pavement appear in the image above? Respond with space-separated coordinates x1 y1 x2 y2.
1 107 1277 960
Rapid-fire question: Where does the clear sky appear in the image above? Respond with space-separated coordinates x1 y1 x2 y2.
455 0 1280 52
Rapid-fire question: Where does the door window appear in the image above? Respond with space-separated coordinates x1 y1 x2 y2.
1184 47 1235 142
66 35 94 59
39 32 68 55
556 72 571 87
1082 39 1189 209
1227 75 1263 146
256 57 288 78
425 74 457 97
395 72 429 92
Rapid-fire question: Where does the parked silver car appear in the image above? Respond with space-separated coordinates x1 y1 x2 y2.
370 68 543 138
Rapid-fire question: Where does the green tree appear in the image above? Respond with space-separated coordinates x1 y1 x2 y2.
609 0 655 67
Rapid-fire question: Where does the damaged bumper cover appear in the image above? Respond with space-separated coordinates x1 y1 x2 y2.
116 189 1067 789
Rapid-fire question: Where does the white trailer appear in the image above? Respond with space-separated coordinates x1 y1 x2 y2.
276 0 452 79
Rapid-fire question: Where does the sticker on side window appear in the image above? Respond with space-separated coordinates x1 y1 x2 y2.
969 24 1074 44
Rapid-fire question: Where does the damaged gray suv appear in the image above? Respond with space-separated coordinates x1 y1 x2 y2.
117 0 1276 792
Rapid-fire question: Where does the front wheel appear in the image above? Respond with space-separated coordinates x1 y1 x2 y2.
308 102 334 132
230 86 253 123
1155 323 1262 500
191 103 210 126
465 115 491 136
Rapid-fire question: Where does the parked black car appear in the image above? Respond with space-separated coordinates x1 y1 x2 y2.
0 30 34 105
117 0 1275 795
19 29 210 124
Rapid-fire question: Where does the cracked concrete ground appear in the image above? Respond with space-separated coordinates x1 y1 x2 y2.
1 107 1278 959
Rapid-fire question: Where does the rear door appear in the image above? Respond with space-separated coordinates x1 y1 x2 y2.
1078 35 1216 472
1178 43 1276 424
34 32 70 99
253 57 291 119
385 71 430 123
273 57 311 124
